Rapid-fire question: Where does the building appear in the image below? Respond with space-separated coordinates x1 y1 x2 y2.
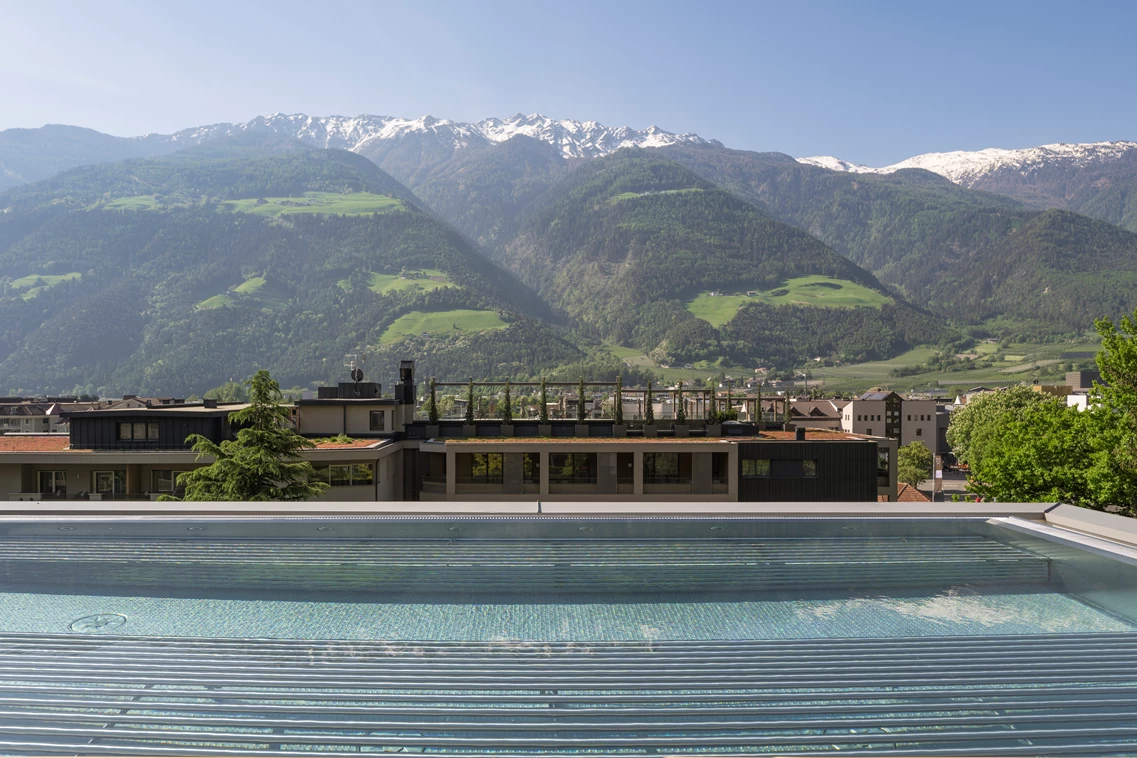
840 391 936 448
0 361 899 504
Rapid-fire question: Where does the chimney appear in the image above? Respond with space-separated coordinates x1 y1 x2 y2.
203 398 218 409
795 426 806 441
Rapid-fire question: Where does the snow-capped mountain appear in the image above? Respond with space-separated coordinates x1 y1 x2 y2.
145 112 710 160
798 141 1137 186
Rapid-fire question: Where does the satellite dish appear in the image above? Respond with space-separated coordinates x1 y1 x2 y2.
351 368 364 383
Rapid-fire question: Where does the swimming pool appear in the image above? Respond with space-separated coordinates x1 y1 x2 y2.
0 513 1135 755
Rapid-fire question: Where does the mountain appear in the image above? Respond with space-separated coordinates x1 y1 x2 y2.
0 142 585 395
662 144 1137 335
493 151 946 366
799 141 1137 233
0 124 168 193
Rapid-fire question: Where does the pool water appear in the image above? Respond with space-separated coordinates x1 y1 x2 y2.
1 515 1136 756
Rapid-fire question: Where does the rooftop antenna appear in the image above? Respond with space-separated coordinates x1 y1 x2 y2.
345 354 364 383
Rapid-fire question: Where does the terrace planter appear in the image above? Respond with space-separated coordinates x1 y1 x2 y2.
537 424 552 437
500 424 514 437
612 424 627 438
425 424 440 438
643 424 658 438
462 424 477 438
674 424 690 438
706 423 722 437
575 424 590 437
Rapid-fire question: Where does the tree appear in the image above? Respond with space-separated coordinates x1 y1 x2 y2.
538 377 549 424
576 376 587 423
969 398 1137 513
500 380 513 424
644 380 654 424
465 379 475 424
897 441 933 488
426 377 439 423
173 370 328 501
614 374 624 424
204 380 248 402
946 386 1046 469
675 381 687 423
1095 310 1137 472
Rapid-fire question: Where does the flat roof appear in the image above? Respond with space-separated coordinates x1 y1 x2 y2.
62 403 249 417
436 431 871 444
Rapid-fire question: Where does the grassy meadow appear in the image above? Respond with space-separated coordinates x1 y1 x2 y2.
687 276 892 327
380 309 509 344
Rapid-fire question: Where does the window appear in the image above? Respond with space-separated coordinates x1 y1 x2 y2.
313 464 374 487
857 415 862 421
93 470 126 496
38 470 67 496
866 428 873 435
907 414 911 421
469 453 503 484
118 422 159 440
369 410 385 431
771 459 817 478
151 470 188 494
548 452 596 484
523 453 540 484
877 447 891 483
916 428 923 436
644 452 680 481
741 459 771 477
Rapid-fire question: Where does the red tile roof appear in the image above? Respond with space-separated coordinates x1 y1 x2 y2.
0 436 70 452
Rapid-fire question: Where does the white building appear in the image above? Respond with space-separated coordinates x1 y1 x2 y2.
840 391 937 447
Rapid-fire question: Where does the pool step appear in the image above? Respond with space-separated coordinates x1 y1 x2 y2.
0 536 1050 593
0 632 1134 755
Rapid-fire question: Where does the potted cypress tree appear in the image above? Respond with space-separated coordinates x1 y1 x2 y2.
538 376 552 436
674 380 689 437
500 380 514 436
612 374 626 437
463 379 476 437
575 376 589 437
643 380 657 438
706 384 722 437
425 377 440 438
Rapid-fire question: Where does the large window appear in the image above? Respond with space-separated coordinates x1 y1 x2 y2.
468 453 503 484
93 470 126 496
742 459 816 477
38 470 67 496
741 459 771 477
523 453 540 484
118 422 159 440
151 470 189 495
369 411 385 431
644 452 682 483
313 464 374 487
548 452 596 484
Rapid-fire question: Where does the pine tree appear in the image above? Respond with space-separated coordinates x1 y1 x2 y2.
501 380 513 424
614 375 624 425
676 380 687 424
577 376 587 423
645 380 655 424
174 370 328 501
465 379 475 424
539 377 549 424
427 377 439 423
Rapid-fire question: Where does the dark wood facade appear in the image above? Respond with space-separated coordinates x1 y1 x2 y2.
737 440 878 502
67 411 233 451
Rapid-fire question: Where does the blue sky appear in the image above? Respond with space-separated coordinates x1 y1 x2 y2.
1 0 1134 165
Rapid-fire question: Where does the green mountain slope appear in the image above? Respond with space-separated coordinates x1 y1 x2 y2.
497 152 946 366
660 144 1137 333
0 124 170 193
0 144 578 395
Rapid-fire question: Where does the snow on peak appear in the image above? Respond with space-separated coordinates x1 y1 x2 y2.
797 141 1137 185
150 112 709 160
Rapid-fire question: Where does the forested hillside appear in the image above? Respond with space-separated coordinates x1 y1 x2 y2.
0 144 579 395
661 144 1137 334
496 152 945 365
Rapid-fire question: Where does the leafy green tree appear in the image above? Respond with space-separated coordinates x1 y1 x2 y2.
676 380 687 423
970 398 1137 513
897 441 933 488
426 377 439 423
614 375 624 424
1095 311 1137 472
538 377 549 424
204 380 248 402
644 380 655 424
946 386 1046 469
576 377 587 423
465 379 475 424
173 370 328 501
501 380 513 424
